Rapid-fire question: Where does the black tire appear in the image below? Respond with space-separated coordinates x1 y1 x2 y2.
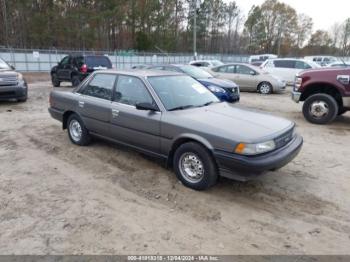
302 94 338 125
173 142 218 190
258 82 273 94
338 107 347 116
51 73 60 87
67 113 91 146
72 75 81 87
18 97 27 102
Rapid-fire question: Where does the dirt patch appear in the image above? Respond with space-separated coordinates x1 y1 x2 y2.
0 82 349 255
22 72 51 83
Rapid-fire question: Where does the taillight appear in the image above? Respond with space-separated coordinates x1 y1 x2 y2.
80 64 88 73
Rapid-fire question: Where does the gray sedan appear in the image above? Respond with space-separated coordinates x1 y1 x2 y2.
49 70 303 190
209 63 286 94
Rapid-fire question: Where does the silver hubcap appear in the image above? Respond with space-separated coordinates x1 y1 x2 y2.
260 83 271 94
310 101 329 118
179 153 204 183
69 119 82 142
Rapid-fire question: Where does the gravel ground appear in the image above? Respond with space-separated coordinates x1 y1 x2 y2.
0 79 349 255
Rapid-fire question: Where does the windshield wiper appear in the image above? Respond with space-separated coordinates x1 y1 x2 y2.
201 101 219 107
168 105 196 111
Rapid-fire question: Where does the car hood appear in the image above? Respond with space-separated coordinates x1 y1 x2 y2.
164 102 294 143
0 69 16 75
197 77 238 88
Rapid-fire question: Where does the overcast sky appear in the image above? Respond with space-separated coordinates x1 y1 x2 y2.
229 0 349 31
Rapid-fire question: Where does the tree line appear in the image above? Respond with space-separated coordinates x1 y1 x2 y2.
1 0 350 56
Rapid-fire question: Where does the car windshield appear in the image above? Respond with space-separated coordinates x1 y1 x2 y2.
85 56 112 68
0 58 11 70
179 65 213 79
211 60 224 67
148 75 219 111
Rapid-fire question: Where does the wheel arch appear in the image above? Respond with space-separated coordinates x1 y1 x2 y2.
166 134 215 168
300 83 343 107
62 110 81 130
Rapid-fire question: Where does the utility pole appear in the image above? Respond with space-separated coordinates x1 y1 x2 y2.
193 0 199 60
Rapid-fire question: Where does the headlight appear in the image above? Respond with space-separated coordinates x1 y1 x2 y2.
17 73 25 84
295 76 302 91
235 140 276 155
207 85 226 93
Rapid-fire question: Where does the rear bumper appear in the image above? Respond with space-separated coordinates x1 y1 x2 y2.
214 135 303 181
48 107 64 123
0 84 27 101
291 91 301 103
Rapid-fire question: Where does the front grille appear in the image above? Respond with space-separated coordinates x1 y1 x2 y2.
274 128 294 149
0 91 16 97
226 87 238 94
0 75 18 86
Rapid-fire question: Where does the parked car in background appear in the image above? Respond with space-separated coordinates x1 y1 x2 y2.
189 60 224 68
209 63 286 94
51 54 113 87
261 58 320 85
249 54 277 65
292 67 350 124
146 64 240 103
0 57 28 102
304 56 339 67
327 61 350 68
49 70 303 190
131 64 149 69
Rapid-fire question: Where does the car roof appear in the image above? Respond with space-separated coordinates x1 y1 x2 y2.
70 54 108 58
94 69 184 77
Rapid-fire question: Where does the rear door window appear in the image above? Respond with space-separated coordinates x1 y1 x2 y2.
273 60 296 69
85 56 112 68
80 73 116 100
295 61 312 70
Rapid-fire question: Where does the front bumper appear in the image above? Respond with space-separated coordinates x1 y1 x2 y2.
214 134 303 181
291 91 301 103
0 83 27 101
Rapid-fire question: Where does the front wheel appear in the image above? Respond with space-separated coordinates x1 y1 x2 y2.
67 114 91 146
258 82 273 94
173 142 218 190
338 107 347 116
302 94 338 125
51 73 60 87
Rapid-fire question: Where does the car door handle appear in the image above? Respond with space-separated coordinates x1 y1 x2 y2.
78 101 84 108
112 109 119 118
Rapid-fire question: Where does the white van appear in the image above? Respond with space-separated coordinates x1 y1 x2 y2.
304 56 339 66
249 54 278 65
261 58 320 85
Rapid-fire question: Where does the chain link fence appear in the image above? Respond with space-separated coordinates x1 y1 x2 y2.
0 48 250 72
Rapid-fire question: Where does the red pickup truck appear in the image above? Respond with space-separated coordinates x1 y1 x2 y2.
291 68 350 124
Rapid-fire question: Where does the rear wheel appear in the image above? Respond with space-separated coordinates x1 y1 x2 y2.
72 75 81 87
67 114 91 146
258 82 273 94
173 142 218 190
51 73 60 87
302 94 338 125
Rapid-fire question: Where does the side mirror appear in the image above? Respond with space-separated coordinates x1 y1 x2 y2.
250 71 256 76
136 102 158 111
10 65 15 70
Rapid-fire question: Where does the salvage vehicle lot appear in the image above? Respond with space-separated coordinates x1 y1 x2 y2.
0 76 349 254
